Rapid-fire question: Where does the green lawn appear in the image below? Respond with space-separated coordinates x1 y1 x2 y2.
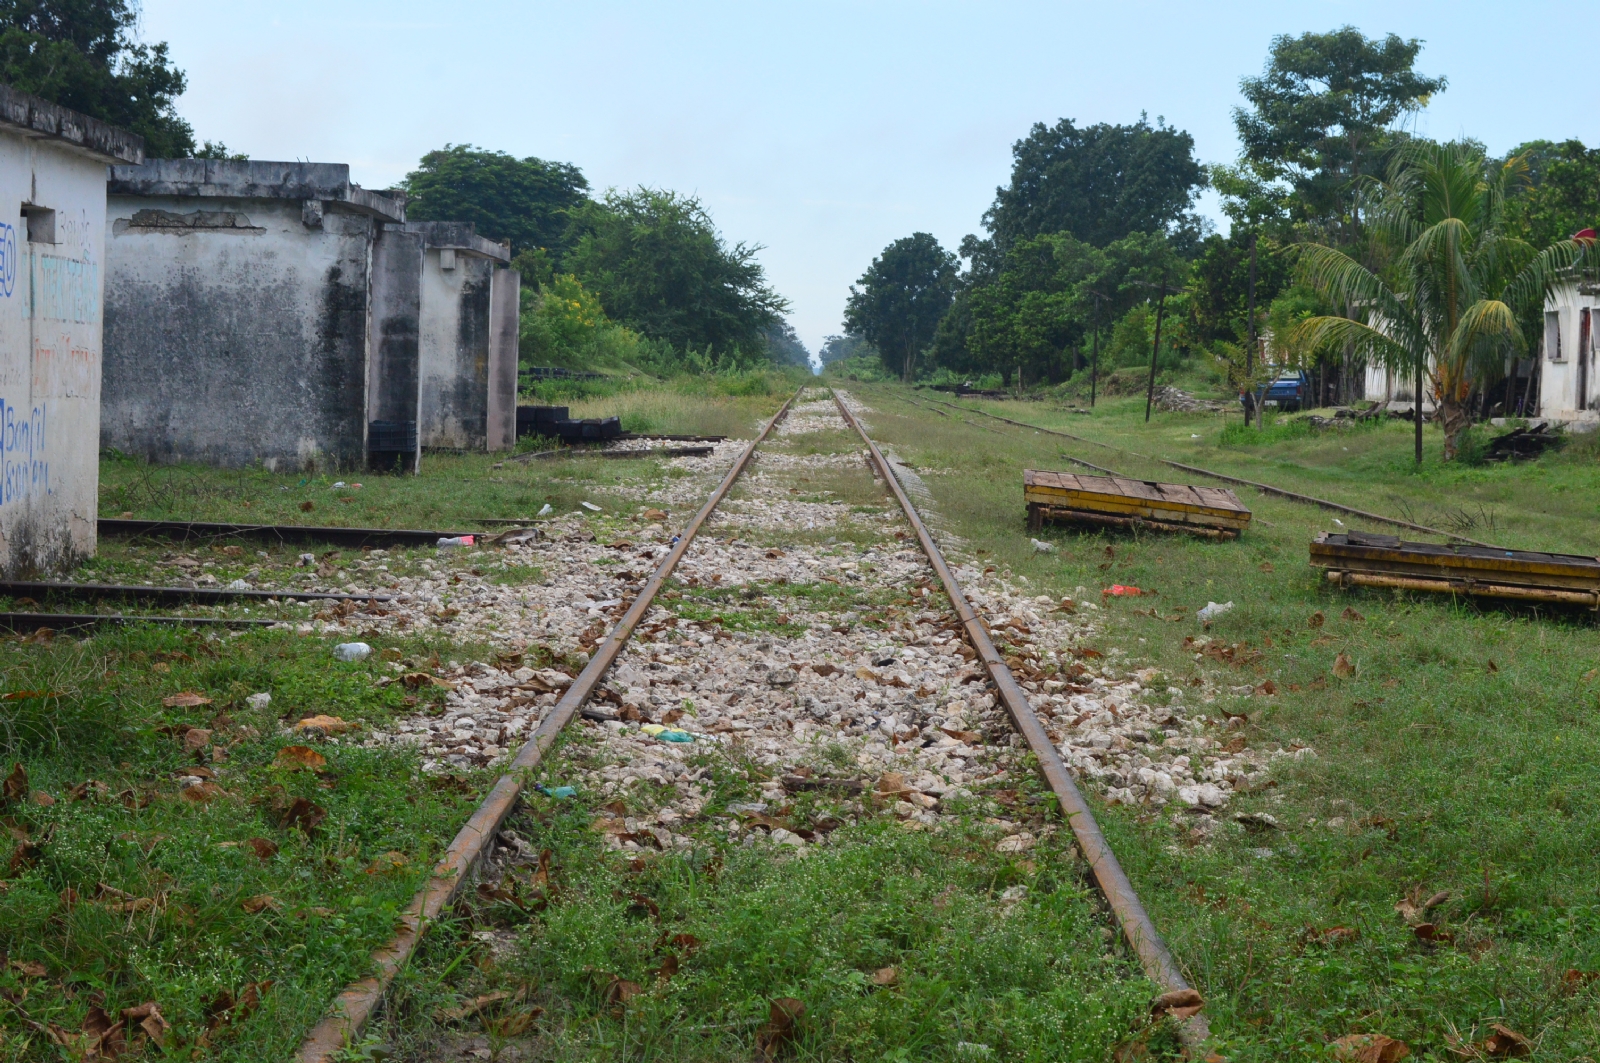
852 382 1600 1061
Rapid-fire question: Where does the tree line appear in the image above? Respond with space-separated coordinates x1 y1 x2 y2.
1 1 805 376
840 27 1598 458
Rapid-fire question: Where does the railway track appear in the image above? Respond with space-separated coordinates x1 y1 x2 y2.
295 387 1211 1059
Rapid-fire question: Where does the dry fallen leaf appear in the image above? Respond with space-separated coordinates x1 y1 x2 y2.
603 977 644 1006
1342 606 1364 621
1333 653 1356 678
2 763 26 805
162 692 213 708
755 997 806 1059
1151 987 1205 1020
122 1001 170 1042
1308 610 1325 628
272 746 327 772
293 715 357 735
871 966 898 987
179 780 225 803
9 959 46 977
1482 1024 1530 1058
241 894 281 914
1331 1033 1410 1063
246 837 279 860
182 727 213 751
435 990 512 1023
278 797 327 832
81 1005 127 1059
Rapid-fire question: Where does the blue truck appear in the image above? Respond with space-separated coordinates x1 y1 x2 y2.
1245 369 1311 414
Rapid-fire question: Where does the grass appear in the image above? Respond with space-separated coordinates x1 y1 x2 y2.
848 380 1600 1059
0 623 492 1061
368 743 1180 1063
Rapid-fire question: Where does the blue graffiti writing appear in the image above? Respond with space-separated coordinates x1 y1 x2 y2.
34 255 97 323
0 222 14 297
0 399 48 504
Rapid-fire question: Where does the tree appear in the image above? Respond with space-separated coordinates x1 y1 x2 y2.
1293 141 1591 461
761 320 813 370
404 145 589 263
0 0 194 156
984 115 1206 250
1503 139 1600 250
1234 27 1446 233
843 233 958 382
567 188 789 357
818 333 875 366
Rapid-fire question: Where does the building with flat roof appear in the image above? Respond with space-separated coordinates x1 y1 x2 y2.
0 83 142 574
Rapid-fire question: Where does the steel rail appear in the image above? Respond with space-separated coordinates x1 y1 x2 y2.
0 612 277 632
831 390 1207 1043
99 519 474 549
923 396 1499 548
296 388 803 1062
0 580 391 605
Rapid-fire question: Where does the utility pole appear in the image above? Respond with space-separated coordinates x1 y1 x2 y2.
1140 277 1182 424
1245 232 1259 427
1415 352 1424 465
1086 288 1107 408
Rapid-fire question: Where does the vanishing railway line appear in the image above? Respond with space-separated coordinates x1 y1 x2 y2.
295 387 1205 1060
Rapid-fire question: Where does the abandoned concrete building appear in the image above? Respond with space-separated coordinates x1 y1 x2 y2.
100 160 518 471
1538 275 1600 424
410 221 518 452
0 85 142 575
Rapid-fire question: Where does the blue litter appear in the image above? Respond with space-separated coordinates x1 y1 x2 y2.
538 785 577 799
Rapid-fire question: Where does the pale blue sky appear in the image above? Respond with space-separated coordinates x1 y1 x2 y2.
141 1 1599 354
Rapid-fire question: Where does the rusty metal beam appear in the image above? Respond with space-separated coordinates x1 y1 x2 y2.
0 580 390 605
0 612 276 632
99 519 472 549
1325 569 1599 607
295 390 803 1062
831 389 1207 1043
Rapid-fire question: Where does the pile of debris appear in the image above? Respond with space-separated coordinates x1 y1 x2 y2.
1483 422 1564 462
1154 386 1226 413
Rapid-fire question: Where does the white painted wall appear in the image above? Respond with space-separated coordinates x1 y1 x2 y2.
1538 282 1600 421
417 249 495 450
0 132 109 574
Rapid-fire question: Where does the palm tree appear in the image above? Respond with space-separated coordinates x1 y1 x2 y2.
1292 141 1593 461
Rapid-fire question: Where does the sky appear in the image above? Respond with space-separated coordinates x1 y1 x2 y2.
140 1 1600 357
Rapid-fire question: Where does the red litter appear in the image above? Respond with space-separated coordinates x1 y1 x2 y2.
1103 585 1145 597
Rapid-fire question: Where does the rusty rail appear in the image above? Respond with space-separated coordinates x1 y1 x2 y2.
831 390 1207 1043
923 396 1498 549
0 580 391 605
296 390 803 1062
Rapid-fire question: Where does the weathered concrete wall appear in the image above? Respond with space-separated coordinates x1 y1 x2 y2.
366 224 424 470
0 87 141 575
1539 282 1600 422
412 222 512 451
102 197 375 469
487 269 520 451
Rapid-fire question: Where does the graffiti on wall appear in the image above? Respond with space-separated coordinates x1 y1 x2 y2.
32 333 97 398
0 222 14 297
0 399 47 504
34 254 98 323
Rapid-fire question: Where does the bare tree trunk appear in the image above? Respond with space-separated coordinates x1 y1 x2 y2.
903 342 915 383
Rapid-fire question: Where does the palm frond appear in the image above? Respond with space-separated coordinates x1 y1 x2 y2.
1289 315 1417 376
1444 299 1524 383
1501 237 1595 311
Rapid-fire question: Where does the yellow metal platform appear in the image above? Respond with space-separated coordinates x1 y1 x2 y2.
1024 470 1251 540
1311 531 1600 608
